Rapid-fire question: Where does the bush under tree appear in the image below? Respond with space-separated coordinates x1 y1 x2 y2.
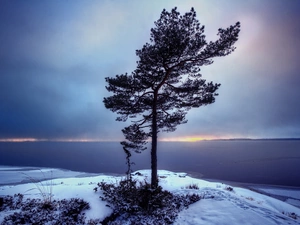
97 178 201 224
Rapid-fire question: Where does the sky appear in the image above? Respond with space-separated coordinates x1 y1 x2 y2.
0 0 300 142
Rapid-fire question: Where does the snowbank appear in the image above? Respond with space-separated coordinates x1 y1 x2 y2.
0 167 300 224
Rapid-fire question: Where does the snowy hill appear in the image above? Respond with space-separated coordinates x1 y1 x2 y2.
0 167 300 224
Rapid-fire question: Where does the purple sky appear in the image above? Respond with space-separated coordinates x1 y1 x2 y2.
1 0 300 141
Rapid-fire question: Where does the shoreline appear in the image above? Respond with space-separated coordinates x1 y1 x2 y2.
202 178 300 208
1 165 299 189
1 165 300 208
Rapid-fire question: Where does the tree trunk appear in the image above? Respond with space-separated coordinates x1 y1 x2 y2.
151 92 158 188
150 70 170 188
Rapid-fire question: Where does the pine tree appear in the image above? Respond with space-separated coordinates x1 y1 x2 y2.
104 7 240 187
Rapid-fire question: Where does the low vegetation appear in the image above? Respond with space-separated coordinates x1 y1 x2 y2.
185 183 200 190
224 186 234 192
282 211 299 220
0 194 90 225
22 170 54 207
96 178 201 224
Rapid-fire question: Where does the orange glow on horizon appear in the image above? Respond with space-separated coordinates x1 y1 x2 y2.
159 135 218 142
0 138 42 142
0 138 116 142
1 135 241 143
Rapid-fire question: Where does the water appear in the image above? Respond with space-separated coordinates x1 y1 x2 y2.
0 140 300 187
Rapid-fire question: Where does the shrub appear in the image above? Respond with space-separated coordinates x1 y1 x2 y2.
282 211 298 220
224 186 234 192
0 195 90 225
185 183 199 190
60 198 90 222
97 178 201 224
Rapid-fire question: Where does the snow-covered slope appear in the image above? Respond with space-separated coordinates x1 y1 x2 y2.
0 167 300 224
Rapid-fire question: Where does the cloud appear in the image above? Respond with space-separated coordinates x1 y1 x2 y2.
0 0 300 141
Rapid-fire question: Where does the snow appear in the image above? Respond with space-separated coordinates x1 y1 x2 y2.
254 186 300 208
1 166 300 224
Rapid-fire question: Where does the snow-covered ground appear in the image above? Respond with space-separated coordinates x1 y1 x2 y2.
0 166 300 224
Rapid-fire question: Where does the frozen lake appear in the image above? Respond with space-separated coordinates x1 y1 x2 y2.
1 140 300 187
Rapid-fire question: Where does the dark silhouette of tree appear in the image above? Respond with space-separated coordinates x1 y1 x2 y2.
104 7 240 187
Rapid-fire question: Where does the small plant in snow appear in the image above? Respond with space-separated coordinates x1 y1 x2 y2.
123 147 135 181
224 186 234 192
282 211 298 220
245 197 254 201
185 183 199 190
134 172 143 176
22 170 54 207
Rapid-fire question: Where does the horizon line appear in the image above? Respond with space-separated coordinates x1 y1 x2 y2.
0 137 300 143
